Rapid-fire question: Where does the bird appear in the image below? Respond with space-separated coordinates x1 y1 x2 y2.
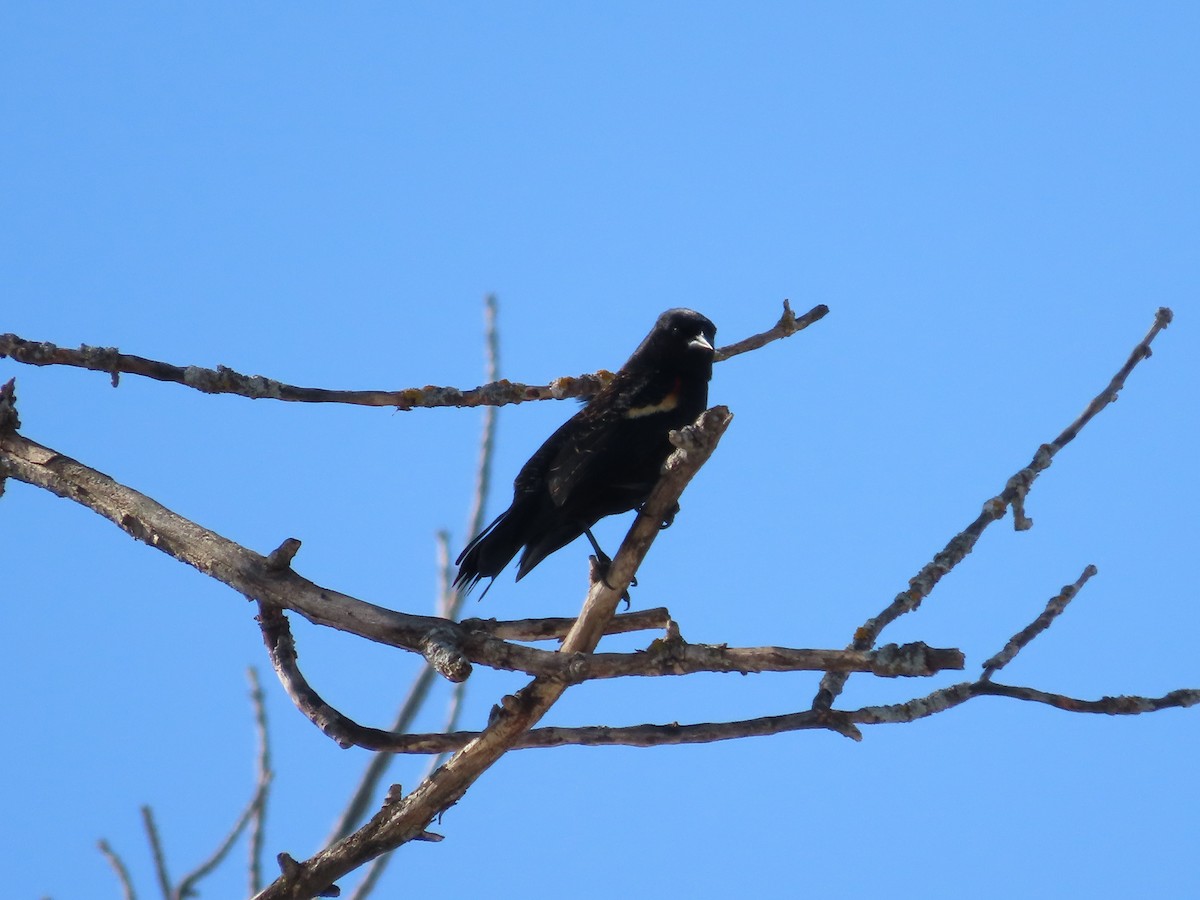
454 307 717 596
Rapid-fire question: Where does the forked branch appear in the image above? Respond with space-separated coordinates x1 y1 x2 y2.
814 307 1174 710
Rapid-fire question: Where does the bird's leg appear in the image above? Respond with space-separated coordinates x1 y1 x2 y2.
583 527 609 564
584 528 635 607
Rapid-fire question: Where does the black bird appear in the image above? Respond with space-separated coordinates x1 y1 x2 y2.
454 308 717 595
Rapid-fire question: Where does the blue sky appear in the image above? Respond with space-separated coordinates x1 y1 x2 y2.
3 5 1197 898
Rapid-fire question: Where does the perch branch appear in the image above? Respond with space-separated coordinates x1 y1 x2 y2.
258 549 958 752
253 406 732 899
813 307 1173 710
172 680 274 900
1 419 964 703
0 302 825 409
462 607 672 641
327 295 498 849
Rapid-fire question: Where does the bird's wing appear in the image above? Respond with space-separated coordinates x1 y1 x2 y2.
543 371 645 507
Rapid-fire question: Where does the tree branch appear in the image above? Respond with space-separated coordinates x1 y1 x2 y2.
248 667 272 897
713 299 829 361
981 564 1098 681
0 301 825 409
257 524 960 753
97 839 138 900
813 307 1174 710
461 606 672 641
0 430 466 665
2 418 963 707
172 672 274 900
253 406 733 899
141 806 172 900
355 681 1200 754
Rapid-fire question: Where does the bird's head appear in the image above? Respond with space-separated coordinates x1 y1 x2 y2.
626 308 717 374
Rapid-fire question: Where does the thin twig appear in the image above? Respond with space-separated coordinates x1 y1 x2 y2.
326 296 500 853
248 667 272 896
97 839 138 900
459 292 500 597
853 680 1200 724
322 665 438 844
713 300 829 361
435 530 453 619
346 666 471 900
347 853 389 900
981 565 1099 681
168 671 274 899
813 307 1173 710
173 775 272 900
141 806 172 900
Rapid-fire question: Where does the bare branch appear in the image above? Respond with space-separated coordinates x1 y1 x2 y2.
2 426 765 689
366 681 1200 755
969 681 1200 714
981 565 1099 681
0 300 823 409
328 295 500 853
323 665 438 845
713 300 829 361
248 667 272 897
461 607 672 641
259 545 954 754
256 600 408 750
98 839 138 900
171 691 274 900
853 679 1200 724
814 307 1174 710
0 428 470 674
346 645 473 900
252 406 733 899
141 806 171 900
460 292 500 579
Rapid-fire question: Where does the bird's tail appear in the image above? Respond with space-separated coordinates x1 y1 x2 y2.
453 506 527 596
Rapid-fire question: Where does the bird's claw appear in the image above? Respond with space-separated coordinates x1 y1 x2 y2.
589 552 635 608
645 502 680 530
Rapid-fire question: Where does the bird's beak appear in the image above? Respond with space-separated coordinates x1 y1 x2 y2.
689 333 714 352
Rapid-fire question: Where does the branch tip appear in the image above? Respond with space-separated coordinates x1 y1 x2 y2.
265 538 302 571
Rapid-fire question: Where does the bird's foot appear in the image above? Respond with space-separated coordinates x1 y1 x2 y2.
642 501 681 530
584 528 636 606
588 551 636 608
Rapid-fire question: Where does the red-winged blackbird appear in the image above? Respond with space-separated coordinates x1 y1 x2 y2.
454 308 717 595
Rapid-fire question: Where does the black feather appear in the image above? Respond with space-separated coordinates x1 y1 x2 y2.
454 308 716 595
